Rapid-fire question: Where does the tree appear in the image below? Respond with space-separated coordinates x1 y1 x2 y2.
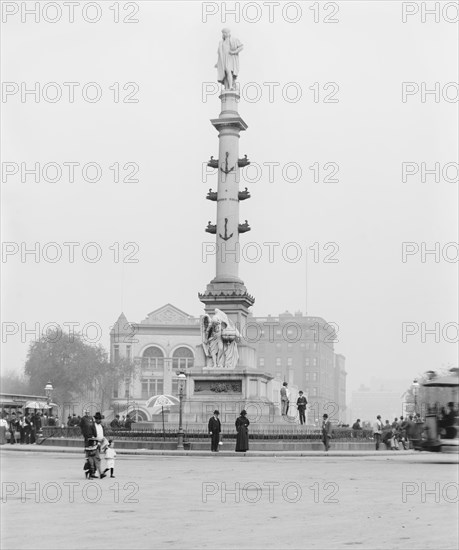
0 370 31 394
98 356 141 413
24 329 110 406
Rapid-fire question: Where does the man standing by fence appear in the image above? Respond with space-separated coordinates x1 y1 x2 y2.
208 410 221 452
373 415 383 450
296 391 307 425
322 414 332 451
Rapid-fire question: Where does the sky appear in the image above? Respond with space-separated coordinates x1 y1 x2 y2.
1 0 458 395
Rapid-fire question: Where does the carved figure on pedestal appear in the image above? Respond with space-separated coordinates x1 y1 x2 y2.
201 308 240 369
215 28 243 90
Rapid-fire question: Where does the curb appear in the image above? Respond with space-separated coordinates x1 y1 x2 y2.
0 445 418 458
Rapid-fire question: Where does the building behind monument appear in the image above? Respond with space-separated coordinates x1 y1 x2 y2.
108 304 347 424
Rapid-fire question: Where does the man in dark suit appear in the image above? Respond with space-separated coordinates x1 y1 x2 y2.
322 413 332 451
79 409 97 446
296 391 307 425
208 410 221 452
110 415 121 430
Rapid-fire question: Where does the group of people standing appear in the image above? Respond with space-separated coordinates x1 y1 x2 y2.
372 414 421 450
280 383 308 425
0 411 46 444
208 409 333 453
109 414 135 430
208 409 250 452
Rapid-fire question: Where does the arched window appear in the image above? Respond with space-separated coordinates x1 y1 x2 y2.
172 347 194 370
142 346 164 370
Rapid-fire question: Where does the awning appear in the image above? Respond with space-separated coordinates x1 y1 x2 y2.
423 375 459 387
24 401 57 409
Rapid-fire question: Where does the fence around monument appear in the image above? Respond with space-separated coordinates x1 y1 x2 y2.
41 426 374 442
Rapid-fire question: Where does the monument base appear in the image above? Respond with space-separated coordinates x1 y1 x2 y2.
172 369 280 424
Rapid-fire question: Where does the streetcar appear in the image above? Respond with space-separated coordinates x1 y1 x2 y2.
414 372 459 454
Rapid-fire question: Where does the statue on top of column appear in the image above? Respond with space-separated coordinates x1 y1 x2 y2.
215 28 243 90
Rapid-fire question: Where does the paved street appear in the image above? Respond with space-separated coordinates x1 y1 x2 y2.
1 450 458 550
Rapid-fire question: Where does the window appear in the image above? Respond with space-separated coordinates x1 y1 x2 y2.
142 346 165 370
305 343 310 350
313 357 318 366
141 379 149 399
312 372 318 382
300 343 305 348
259 358 265 367
276 358 281 367
312 387 318 397
305 373 310 382
276 343 281 349
124 377 130 398
141 378 164 399
172 347 194 370
314 343 318 351
276 330 281 335
305 358 310 367
113 386 118 398
287 358 293 367
287 343 293 349
126 345 131 361
113 345 119 362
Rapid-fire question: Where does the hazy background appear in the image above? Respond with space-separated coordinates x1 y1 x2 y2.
2 1 458 395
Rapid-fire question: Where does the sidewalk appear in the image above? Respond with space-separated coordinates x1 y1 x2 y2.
0 444 417 457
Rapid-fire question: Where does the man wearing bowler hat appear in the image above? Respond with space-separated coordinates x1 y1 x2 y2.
208 410 221 452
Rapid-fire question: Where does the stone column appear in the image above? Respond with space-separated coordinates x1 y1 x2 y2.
199 88 255 369
211 90 247 283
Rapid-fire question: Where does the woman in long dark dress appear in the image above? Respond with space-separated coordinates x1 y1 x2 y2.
235 410 250 452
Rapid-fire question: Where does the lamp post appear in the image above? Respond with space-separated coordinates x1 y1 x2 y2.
177 372 186 450
44 381 53 430
44 381 53 406
412 379 419 416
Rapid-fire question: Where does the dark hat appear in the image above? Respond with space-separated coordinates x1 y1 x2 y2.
240 410 247 416
87 437 98 443
94 412 102 420
213 410 220 415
